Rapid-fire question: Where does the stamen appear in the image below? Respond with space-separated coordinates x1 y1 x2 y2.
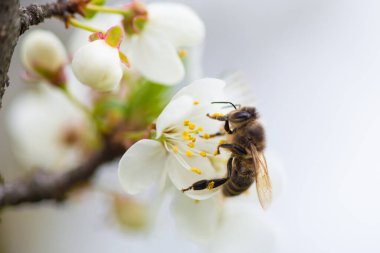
193 100 199 105
190 136 196 142
184 120 190 126
200 151 207 157
207 181 215 190
194 200 200 204
172 145 179 154
191 167 202 175
213 150 219 156
219 139 226 145
197 127 203 132
183 131 191 140
186 150 193 157
203 133 210 139
188 123 196 130
178 50 188 58
187 142 195 148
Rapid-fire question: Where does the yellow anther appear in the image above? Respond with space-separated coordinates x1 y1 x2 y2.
190 136 196 142
200 151 207 157
191 167 202 174
213 150 219 156
184 120 190 126
197 127 203 132
203 133 210 139
193 100 199 105
183 131 191 140
187 142 195 148
188 123 196 130
219 139 226 145
186 150 193 157
207 181 215 190
172 145 179 154
178 49 188 58
194 200 200 204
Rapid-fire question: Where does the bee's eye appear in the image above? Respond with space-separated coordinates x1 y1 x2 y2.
229 111 251 123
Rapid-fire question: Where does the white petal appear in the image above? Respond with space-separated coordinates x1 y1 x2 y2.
147 3 205 48
72 40 123 92
118 139 167 195
171 192 221 241
156 95 194 138
167 155 224 200
123 25 184 85
206 200 278 253
171 78 226 103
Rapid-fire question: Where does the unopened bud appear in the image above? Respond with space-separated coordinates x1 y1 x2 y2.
72 40 123 92
21 30 67 84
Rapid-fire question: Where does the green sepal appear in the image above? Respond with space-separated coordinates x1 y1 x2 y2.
104 26 123 48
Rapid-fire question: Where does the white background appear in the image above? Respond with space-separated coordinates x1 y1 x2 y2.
2 0 380 252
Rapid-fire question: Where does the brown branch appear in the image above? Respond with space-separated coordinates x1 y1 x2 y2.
0 138 126 207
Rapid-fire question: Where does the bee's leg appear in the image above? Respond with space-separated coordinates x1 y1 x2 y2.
208 131 226 138
182 158 233 192
217 143 247 156
206 113 234 134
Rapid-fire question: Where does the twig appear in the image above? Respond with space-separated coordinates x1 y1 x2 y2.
0 138 126 207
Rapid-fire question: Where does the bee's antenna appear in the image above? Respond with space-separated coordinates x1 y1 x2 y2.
211 101 237 109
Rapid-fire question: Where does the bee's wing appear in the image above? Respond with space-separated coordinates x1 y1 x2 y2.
251 145 272 210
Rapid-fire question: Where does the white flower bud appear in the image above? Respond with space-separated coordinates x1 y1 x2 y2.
72 40 123 92
21 29 67 76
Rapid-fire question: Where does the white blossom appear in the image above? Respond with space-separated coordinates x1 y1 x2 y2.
72 39 123 92
123 2 205 85
21 29 67 78
6 81 96 171
118 78 227 200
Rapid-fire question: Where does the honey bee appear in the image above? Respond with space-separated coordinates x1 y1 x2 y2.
182 102 272 209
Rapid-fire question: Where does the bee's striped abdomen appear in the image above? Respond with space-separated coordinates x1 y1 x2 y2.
222 170 254 196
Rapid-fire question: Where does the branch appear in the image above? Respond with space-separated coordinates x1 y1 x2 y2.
0 138 126 207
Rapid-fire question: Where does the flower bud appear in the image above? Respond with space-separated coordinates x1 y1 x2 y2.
21 30 67 79
72 40 123 92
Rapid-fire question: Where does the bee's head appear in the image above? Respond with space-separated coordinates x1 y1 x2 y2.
228 106 258 124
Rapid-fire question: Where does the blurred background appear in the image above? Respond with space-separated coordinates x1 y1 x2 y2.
2 0 380 252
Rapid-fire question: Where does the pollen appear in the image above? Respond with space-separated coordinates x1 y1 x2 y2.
212 112 225 117
219 139 226 145
193 100 200 105
191 136 196 142
172 145 179 154
200 151 207 157
197 127 203 132
178 49 188 58
203 133 210 139
188 123 196 130
187 142 195 148
213 150 219 156
207 181 215 190
184 120 190 126
186 150 193 157
191 167 202 175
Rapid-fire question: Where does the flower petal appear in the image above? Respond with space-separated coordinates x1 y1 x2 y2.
156 95 194 138
118 139 167 195
207 200 278 253
171 192 221 241
123 24 184 85
147 3 205 48
171 78 226 103
167 155 224 200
